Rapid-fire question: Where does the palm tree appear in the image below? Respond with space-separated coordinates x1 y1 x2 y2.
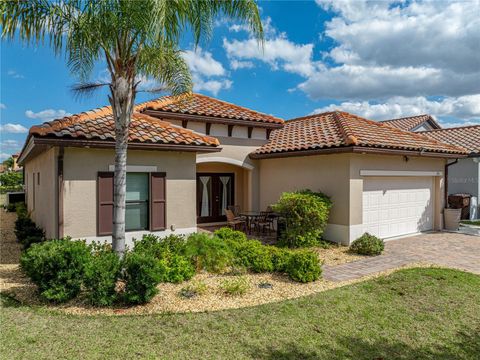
1 0 263 256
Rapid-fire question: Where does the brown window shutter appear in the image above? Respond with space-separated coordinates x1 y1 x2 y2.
150 172 166 231
97 172 114 236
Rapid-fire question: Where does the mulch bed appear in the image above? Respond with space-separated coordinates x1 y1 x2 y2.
1 209 426 316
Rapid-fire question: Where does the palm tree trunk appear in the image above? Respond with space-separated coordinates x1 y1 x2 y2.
110 75 135 256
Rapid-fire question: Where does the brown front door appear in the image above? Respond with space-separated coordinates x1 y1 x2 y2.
197 173 234 223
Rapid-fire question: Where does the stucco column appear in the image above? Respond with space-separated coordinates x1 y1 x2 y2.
247 169 253 211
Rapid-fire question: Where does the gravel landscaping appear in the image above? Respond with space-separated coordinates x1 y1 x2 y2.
0 210 372 315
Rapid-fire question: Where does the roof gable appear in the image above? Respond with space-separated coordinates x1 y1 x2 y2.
28 108 219 147
251 111 467 158
138 93 284 126
380 114 442 131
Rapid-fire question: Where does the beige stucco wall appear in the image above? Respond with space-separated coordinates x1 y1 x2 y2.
259 152 446 244
62 148 197 239
258 154 351 225
24 147 58 238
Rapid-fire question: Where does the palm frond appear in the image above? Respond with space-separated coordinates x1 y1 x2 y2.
71 82 108 100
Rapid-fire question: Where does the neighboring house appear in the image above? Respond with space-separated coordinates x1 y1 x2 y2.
18 94 467 245
380 114 442 132
421 125 480 219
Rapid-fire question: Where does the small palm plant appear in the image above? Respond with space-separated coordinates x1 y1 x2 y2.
1 0 263 256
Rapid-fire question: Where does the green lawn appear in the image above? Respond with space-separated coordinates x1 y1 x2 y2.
461 220 480 226
1 267 479 359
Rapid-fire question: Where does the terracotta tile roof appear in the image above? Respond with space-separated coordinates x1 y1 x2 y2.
251 111 467 158
380 114 441 131
420 125 480 155
29 106 219 147
137 93 284 125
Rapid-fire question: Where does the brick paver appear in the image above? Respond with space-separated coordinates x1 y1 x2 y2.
323 232 480 282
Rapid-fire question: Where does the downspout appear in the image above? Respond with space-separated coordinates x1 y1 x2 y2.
57 147 64 239
444 159 458 208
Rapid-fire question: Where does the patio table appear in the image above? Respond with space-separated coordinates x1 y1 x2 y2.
239 211 261 234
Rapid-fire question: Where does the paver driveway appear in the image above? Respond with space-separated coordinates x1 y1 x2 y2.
324 232 480 282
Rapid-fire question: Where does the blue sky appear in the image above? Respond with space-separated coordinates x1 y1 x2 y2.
1 0 479 160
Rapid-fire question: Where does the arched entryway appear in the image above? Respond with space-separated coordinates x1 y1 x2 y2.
196 158 253 224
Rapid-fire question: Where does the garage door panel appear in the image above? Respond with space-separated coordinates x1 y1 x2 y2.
362 177 434 239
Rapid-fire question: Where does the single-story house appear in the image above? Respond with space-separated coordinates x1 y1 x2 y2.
18 94 468 245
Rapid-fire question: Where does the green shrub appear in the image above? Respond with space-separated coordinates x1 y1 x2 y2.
14 210 45 249
220 276 249 296
350 233 384 256
134 234 187 259
6 203 18 212
158 254 195 283
84 243 121 306
184 233 233 273
272 189 332 248
15 202 28 217
286 250 322 283
20 239 90 303
134 234 194 284
268 246 292 273
214 227 247 243
122 251 163 305
180 280 208 298
235 240 274 273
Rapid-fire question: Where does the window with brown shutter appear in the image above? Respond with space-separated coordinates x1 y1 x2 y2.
97 172 114 236
97 171 166 235
150 172 166 231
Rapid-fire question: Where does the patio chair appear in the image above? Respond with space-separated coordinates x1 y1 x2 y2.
225 209 247 231
228 205 242 217
253 211 274 235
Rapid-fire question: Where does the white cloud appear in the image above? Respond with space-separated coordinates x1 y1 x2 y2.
223 35 315 77
228 16 277 38
299 64 479 100
7 70 25 79
230 59 254 70
182 47 231 96
182 47 226 77
0 123 28 133
191 74 232 96
25 109 72 121
0 152 12 161
311 95 480 125
301 0 480 100
0 139 21 150
0 103 6 109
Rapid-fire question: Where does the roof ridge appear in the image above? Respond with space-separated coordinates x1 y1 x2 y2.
192 93 283 122
381 114 430 122
335 111 467 153
332 111 359 146
419 124 480 133
286 111 339 123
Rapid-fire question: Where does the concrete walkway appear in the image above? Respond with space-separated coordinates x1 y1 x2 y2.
323 232 480 282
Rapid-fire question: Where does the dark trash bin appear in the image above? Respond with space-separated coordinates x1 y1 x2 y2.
448 194 471 220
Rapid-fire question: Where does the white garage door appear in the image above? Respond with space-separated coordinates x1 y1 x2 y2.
362 177 434 239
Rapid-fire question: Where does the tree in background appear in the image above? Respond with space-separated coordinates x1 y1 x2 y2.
1 0 263 255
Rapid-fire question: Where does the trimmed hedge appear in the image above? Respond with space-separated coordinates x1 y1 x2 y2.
20 239 90 303
273 189 332 248
84 243 121 306
286 250 322 283
122 251 163 305
350 233 384 256
14 204 45 250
